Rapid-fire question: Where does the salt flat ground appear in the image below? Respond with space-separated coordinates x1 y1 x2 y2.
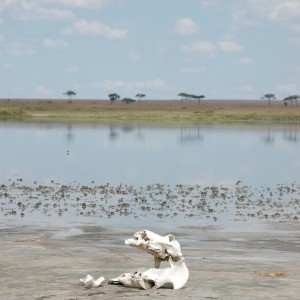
0 222 299 300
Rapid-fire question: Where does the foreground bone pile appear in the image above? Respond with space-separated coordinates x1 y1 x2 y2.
108 230 189 289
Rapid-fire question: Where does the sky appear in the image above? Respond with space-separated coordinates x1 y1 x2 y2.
0 0 300 100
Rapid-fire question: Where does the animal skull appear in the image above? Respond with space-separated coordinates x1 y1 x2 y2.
125 230 183 268
109 230 189 289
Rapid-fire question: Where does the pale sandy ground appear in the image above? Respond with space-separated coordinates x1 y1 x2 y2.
0 222 299 300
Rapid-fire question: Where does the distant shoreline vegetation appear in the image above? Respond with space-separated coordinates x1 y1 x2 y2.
0 107 24 117
0 99 299 123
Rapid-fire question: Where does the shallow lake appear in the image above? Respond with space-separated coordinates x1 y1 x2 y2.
0 121 299 229
1 122 299 186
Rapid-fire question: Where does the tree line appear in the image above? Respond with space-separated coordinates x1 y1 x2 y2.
108 93 146 104
177 93 205 103
62 90 299 106
261 93 300 106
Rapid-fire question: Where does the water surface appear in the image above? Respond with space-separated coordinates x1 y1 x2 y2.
0 122 299 187
1 122 299 230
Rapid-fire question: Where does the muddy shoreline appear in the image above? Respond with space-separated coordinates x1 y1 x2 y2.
1 181 300 299
0 221 299 300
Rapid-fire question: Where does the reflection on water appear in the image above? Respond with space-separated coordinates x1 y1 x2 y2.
283 127 299 143
0 122 299 187
179 127 203 143
1 122 299 230
262 128 274 144
65 124 75 142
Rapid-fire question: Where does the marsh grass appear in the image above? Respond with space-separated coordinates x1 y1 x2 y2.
0 99 299 123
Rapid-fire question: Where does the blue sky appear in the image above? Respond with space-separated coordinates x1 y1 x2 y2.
0 0 300 100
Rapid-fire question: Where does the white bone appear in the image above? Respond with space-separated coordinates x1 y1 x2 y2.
109 258 189 289
125 230 183 268
141 257 189 289
79 274 105 288
110 230 189 289
109 271 153 289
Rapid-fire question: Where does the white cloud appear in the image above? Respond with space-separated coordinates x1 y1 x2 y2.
182 41 216 55
36 85 51 97
0 0 13 13
66 65 80 73
0 0 108 21
232 9 260 26
4 64 15 70
41 0 108 8
233 0 300 31
289 37 300 47
0 33 4 42
42 38 68 49
36 7 75 20
3 64 19 75
126 50 140 61
199 0 217 9
287 23 300 32
276 83 300 95
238 84 257 100
240 84 255 93
268 1 300 22
235 57 255 65
179 67 204 74
6 42 35 56
218 40 243 53
174 18 199 35
63 19 127 39
96 78 168 90
0 1 75 21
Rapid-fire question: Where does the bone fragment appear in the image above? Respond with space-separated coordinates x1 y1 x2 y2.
79 274 105 288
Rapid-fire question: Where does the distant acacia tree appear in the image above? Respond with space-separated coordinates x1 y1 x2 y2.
108 93 120 104
283 95 300 106
122 97 136 104
283 96 293 106
178 92 190 102
178 92 205 104
135 93 146 103
294 95 300 106
261 93 276 106
64 90 76 103
193 94 205 104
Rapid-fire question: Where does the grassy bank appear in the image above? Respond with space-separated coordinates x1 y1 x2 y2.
0 99 300 123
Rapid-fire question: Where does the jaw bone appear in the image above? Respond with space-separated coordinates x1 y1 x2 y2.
109 230 189 290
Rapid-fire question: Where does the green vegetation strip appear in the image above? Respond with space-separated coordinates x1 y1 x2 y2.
0 108 24 116
0 100 299 123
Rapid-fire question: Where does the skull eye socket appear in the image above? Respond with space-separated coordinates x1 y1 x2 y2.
145 279 156 288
